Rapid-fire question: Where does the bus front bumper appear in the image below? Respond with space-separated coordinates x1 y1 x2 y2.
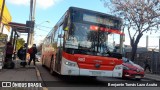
61 58 123 77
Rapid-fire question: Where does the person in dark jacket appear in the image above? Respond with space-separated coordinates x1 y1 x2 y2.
144 57 151 72
4 42 15 69
28 44 37 65
17 43 27 60
17 46 26 60
17 44 27 67
5 42 14 62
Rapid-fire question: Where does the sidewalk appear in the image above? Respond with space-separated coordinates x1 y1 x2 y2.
144 73 160 81
0 67 37 81
0 59 43 90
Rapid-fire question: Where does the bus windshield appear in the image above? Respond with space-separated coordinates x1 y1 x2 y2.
65 22 120 56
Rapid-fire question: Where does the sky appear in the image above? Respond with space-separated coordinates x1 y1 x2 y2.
5 0 160 48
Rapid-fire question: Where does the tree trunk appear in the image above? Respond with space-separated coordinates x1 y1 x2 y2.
131 44 138 61
130 33 143 61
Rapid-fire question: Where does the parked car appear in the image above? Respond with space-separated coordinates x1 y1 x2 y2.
36 52 41 62
122 57 144 80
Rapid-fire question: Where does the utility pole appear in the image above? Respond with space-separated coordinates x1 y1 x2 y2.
25 0 36 61
146 35 148 49
120 27 124 54
158 36 160 73
29 0 36 46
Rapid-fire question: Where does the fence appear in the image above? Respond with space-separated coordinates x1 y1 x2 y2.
125 51 160 74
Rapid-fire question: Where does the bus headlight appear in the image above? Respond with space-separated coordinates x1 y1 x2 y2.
115 65 123 70
123 65 129 70
65 61 77 67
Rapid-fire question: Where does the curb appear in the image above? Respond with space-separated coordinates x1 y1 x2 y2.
143 77 158 81
144 74 160 81
144 76 160 81
144 77 160 81
35 66 48 90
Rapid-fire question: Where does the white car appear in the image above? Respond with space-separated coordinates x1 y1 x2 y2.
36 52 41 62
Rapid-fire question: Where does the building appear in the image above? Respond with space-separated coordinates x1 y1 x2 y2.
0 0 12 37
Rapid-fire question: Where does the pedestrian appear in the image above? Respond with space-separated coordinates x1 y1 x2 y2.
17 44 27 67
28 44 37 66
4 42 15 69
5 42 14 62
144 57 151 72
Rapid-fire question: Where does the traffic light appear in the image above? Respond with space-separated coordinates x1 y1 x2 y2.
26 21 35 33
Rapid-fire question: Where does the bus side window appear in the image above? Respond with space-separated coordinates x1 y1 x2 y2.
59 25 64 47
54 29 59 42
63 12 70 31
46 36 50 44
50 31 54 43
57 28 61 47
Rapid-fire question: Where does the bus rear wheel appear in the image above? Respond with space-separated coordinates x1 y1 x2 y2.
50 56 56 75
50 64 57 76
50 67 54 75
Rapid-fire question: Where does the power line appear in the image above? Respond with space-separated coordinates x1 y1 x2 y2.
35 25 52 29
20 33 46 37
35 27 50 32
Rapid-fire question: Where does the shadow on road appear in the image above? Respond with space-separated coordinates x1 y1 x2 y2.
41 65 107 87
39 64 151 87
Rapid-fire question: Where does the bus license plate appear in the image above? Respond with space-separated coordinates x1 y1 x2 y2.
91 71 102 76
135 76 141 78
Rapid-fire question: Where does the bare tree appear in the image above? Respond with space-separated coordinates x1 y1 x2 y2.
102 0 160 61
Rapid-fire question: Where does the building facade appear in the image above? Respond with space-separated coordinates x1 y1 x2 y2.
0 0 12 36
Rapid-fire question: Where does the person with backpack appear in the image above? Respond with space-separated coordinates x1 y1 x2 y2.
28 44 37 66
17 44 27 67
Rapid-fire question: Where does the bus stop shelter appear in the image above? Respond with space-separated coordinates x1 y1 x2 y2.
6 22 30 59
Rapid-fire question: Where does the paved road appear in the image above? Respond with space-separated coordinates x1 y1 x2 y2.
36 62 160 90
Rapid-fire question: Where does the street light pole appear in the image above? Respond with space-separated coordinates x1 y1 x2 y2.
35 21 50 27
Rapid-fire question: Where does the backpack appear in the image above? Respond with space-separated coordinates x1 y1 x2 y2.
17 49 26 60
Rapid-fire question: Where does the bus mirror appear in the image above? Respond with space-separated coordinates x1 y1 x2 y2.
63 17 69 31
64 26 69 31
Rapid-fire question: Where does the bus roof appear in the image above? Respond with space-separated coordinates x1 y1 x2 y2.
50 7 123 38
69 7 122 22
54 7 122 28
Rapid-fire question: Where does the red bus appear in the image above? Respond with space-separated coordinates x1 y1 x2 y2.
41 7 124 77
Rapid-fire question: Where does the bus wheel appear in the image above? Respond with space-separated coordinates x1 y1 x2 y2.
135 78 141 81
50 56 55 75
91 76 97 79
